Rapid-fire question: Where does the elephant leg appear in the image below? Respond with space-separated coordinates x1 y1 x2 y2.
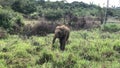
59 38 66 51
65 32 69 44
66 33 69 42
52 36 56 44
52 36 57 48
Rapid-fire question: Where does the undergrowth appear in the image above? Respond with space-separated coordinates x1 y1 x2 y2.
0 29 120 68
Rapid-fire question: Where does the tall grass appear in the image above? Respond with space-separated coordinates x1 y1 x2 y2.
101 23 120 32
0 29 120 68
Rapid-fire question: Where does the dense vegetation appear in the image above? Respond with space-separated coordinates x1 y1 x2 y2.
0 0 120 20
0 9 23 31
0 29 120 68
0 0 120 31
0 0 120 68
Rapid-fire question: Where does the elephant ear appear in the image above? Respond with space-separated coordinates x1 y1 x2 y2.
54 29 61 37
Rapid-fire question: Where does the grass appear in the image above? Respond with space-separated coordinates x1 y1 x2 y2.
101 23 120 32
0 29 120 68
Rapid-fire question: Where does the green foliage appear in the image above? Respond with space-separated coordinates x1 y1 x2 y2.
0 9 23 31
107 8 114 16
36 52 54 65
36 6 43 17
0 1 120 68
0 0 16 7
0 5 3 8
0 29 120 68
44 9 64 21
30 12 39 19
0 28 7 39
102 23 120 32
11 0 37 14
1 0 119 18
53 53 77 68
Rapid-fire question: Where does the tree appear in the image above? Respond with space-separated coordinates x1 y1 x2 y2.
12 0 37 14
104 0 109 24
0 0 16 7
44 9 64 21
0 9 23 31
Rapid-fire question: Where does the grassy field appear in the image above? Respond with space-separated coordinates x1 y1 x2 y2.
0 29 120 68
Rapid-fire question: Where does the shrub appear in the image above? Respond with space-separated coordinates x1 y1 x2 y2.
30 12 39 19
11 0 36 14
22 22 57 37
102 23 120 32
44 9 63 21
22 24 32 37
69 17 86 30
31 22 56 36
69 17 101 30
0 9 24 34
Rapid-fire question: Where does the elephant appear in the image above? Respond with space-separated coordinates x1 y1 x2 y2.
52 25 70 51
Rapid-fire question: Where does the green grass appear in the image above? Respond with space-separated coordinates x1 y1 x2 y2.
101 23 120 32
0 29 120 68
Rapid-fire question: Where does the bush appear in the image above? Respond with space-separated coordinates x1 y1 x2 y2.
44 9 64 21
30 12 39 19
22 22 57 37
0 9 24 33
102 23 120 32
11 0 36 14
69 17 86 30
31 22 56 36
